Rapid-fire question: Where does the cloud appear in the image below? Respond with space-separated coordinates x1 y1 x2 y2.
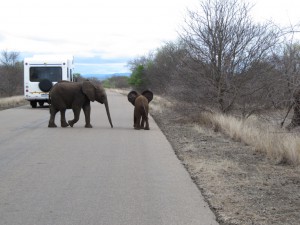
3 0 299 75
0 34 5 42
0 0 197 73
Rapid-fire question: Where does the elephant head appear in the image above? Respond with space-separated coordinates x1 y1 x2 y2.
127 90 153 106
82 80 113 128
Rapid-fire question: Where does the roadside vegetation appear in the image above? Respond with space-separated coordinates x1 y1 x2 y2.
0 51 23 97
102 76 130 89
150 92 300 165
0 51 27 110
0 95 27 110
127 0 300 165
200 112 300 164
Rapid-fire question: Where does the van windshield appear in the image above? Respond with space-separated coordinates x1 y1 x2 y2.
30 67 62 82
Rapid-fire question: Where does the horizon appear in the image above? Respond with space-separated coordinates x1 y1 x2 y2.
80 72 131 80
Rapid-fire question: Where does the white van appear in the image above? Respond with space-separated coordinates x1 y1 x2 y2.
24 55 74 108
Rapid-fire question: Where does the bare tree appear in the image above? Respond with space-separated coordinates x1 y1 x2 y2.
0 50 19 67
272 42 300 101
145 41 190 94
180 0 280 113
0 51 23 97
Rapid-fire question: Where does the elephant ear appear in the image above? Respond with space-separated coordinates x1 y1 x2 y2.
82 81 96 102
128 90 139 106
142 90 153 103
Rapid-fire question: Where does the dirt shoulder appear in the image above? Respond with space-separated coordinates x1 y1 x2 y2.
0 96 28 111
151 102 300 225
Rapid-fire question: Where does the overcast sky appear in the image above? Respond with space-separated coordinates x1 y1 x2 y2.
0 0 299 75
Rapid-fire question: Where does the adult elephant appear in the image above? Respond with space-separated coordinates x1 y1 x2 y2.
48 80 113 128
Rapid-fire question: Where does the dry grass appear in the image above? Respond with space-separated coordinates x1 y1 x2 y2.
0 96 27 110
150 95 173 114
200 112 300 165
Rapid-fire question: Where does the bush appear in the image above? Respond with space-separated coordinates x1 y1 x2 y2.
0 51 23 97
128 65 144 89
102 76 130 89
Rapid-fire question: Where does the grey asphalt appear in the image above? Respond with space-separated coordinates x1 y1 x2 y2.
0 91 218 225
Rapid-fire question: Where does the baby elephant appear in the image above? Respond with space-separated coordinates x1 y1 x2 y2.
127 90 153 130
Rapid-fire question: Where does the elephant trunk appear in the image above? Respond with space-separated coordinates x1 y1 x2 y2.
104 100 113 128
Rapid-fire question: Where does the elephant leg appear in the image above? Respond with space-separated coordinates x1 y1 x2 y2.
68 108 81 127
144 115 150 130
133 114 137 128
83 103 92 128
135 114 142 130
141 117 145 129
48 106 58 127
133 110 139 130
60 109 69 127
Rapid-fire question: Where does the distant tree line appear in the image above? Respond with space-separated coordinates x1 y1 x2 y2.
0 51 23 97
103 76 129 89
128 0 300 117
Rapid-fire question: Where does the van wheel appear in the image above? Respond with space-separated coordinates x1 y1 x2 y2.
39 79 53 92
38 101 44 107
30 101 37 108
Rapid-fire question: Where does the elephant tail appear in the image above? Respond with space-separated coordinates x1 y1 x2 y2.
143 104 148 119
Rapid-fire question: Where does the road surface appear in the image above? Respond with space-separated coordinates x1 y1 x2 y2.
0 90 218 225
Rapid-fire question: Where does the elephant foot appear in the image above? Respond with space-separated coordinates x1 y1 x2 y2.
85 124 93 128
61 121 69 128
144 127 150 130
48 123 57 128
68 120 75 127
134 126 141 130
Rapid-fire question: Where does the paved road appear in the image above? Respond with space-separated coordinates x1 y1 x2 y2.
0 91 218 225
